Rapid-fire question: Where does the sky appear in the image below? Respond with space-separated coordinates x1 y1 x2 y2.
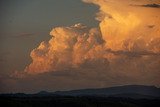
0 0 98 74
0 0 160 93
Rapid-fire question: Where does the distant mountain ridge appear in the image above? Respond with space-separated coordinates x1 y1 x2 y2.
1 85 160 99
52 85 160 99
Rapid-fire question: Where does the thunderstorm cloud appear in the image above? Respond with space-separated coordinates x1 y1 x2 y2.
1 0 160 93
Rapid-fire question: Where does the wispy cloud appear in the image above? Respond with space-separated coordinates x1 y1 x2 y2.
14 33 36 38
147 25 155 28
141 4 160 8
130 4 160 8
106 49 160 57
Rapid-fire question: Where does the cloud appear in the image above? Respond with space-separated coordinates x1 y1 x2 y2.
23 0 160 85
141 4 160 8
14 33 36 38
5 0 160 93
106 49 160 57
24 23 105 74
148 25 155 28
130 4 160 8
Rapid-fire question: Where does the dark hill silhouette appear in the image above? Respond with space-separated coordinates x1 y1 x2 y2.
1 85 160 107
1 85 160 99
52 85 160 99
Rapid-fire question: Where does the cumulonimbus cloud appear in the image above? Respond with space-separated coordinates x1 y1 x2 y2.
14 0 160 87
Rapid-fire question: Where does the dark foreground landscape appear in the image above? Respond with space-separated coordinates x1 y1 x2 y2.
1 85 160 107
0 96 160 107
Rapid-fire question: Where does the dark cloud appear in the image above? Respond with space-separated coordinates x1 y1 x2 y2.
148 25 155 28
51 70 80 77
106 49 160 57
130 4 160 8
142 4 160 8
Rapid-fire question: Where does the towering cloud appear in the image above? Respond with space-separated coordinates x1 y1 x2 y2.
83 0 160 50
21 0 160 87
24 23 105 74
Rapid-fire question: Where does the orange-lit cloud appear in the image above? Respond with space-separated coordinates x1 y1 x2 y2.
24 23 105 74
12 0 160 89
83 0 160 50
